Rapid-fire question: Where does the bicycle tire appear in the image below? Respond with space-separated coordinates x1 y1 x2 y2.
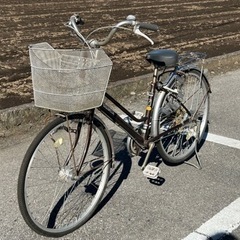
153 69 210 164
17 113 112 237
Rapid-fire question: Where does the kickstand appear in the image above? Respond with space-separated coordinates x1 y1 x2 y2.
184 143 202 170
184 120 202 170
141 142 155 170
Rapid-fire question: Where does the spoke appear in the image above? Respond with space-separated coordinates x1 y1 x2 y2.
171 133 182 157
40 180 66 225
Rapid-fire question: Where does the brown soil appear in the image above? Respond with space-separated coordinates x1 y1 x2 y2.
1 0 240 109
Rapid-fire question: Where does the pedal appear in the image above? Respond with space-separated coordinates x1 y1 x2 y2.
143 165 160 179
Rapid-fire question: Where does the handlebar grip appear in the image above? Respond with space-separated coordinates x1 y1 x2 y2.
139 22 159 32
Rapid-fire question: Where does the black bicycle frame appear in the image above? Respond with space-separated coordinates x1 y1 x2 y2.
98 92 187 150
97 66 208 151
98 93 147 148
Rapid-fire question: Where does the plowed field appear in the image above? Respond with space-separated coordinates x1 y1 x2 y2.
1 0 240 109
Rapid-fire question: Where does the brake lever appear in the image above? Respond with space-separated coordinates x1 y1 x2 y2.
65 14 88 45
133 25 154 45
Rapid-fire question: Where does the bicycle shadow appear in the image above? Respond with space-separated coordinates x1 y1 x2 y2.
203 232 239 240
96 130 132 213
96 130 166 214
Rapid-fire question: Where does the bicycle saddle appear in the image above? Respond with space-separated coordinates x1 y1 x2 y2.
146 49 178 68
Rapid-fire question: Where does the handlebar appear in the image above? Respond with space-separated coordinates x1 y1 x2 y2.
66 13 159 48
138 22 159 32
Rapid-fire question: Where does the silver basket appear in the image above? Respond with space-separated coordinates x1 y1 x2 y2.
29 42 112 112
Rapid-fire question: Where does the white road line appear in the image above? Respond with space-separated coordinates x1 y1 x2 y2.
206 133 240 150
182 197 240 240
182 133 240 239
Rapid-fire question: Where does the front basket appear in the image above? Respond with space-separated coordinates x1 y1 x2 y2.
29 42 113 112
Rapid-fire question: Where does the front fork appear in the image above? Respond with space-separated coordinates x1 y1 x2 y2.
62 110 95 177
75 110 94 176
63 110 115 177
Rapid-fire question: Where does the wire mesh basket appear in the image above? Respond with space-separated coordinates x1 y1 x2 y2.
29 42 113 112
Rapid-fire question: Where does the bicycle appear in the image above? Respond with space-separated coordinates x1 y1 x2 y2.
17 13 211 237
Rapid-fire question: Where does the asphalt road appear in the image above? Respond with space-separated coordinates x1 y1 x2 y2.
0 69 240 240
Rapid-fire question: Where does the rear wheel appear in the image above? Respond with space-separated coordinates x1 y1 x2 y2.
155 70 210 164
18 114 111 237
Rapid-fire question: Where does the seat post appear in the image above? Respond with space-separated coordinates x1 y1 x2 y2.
143 67 159 139
146 66 158 108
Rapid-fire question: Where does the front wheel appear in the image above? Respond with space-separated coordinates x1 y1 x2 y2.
17 113 112 237
153 69 210 164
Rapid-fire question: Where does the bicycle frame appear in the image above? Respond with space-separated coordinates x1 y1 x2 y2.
97 67 184 150
97 66 210 149
97 66 157 150
99 94 147 148
98 92 188 148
